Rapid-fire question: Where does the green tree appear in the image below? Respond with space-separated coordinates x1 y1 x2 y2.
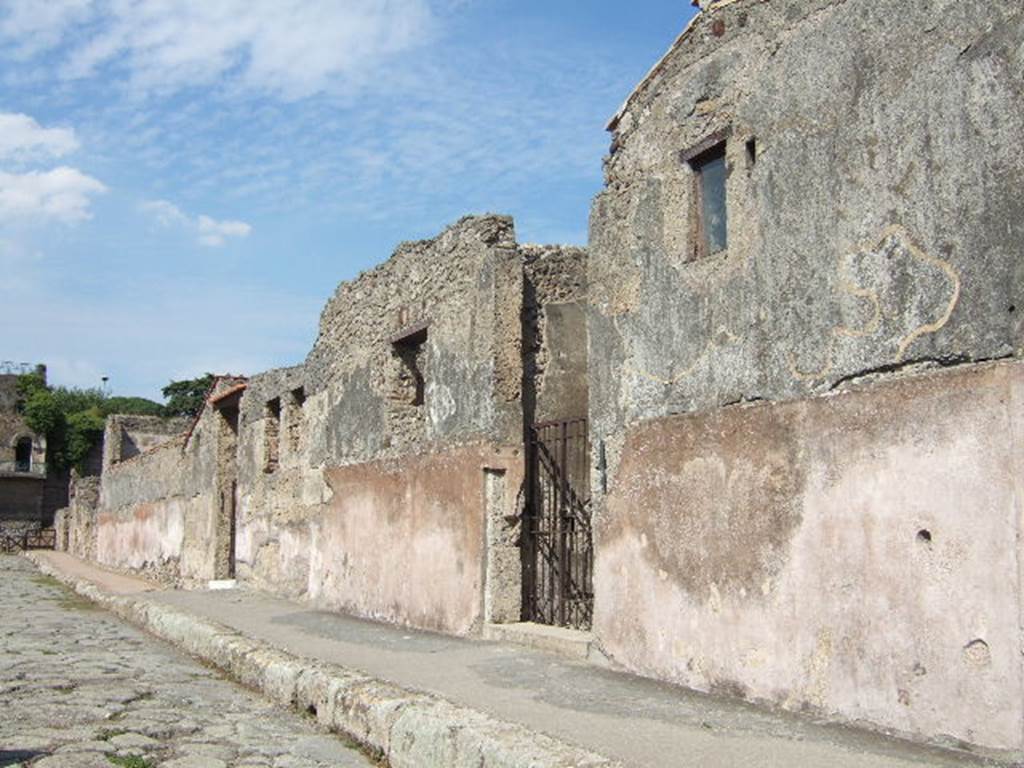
16 374 165 472
161 374 215 418
105 396 166 416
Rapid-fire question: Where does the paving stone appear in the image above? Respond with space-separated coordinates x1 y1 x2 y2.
109 732 160 749
32 754 111 768
0 555 374 768
160 757 229 768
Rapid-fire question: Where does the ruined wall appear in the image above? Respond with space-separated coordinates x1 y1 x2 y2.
103 415 190 467
0 372 47 523
522 245 589 424
0 478 44 523
592 0 1023 430
589 0 1024 754
55 472 101 560
235 217 531 633
0 415 46 476
93 395 237 585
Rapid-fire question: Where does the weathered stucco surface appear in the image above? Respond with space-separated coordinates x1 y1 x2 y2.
103 414 190 467
522 245 589 424
94 381 243 585
588 0 1024 755
591 0 1024 436
54 472 100 559
596 360 1024 751
306 445 521 633
233 217 568 634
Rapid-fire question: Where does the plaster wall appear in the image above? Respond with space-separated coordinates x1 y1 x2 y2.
590 0 1024 439
93 388 237 585
596 360 1024 753
235 443 523 634
234 217 535 634
589 0 1024 754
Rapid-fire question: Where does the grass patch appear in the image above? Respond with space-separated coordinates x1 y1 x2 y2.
30 574 65 590
58 594 101 611
106 756 154 768
29 573 99 611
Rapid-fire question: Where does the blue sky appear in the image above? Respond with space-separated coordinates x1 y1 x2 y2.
1 0 695 402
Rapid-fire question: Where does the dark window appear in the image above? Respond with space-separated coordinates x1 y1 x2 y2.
264 398 281 473
691 142 728 255
391 322 428 407
287 387 305 452
15 437 31 472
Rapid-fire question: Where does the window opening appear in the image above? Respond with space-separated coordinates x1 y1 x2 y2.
690 141 728 256
14 437 32 472
264 397 281 473
287 387 305 452
390 322 428 407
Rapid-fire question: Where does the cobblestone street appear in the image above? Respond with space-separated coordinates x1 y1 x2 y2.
0 556 375 768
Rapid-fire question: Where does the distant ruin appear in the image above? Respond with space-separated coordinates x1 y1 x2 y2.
1 365 61 534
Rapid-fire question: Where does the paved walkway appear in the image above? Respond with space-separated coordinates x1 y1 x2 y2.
0 555 374 768
30 552 997 768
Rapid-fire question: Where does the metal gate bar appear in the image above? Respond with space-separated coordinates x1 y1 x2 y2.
0 528 56 554
524 418 593 630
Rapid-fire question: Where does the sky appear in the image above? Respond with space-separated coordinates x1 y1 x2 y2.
1 0 696 402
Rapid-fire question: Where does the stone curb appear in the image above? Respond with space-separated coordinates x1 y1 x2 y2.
26 552 621 768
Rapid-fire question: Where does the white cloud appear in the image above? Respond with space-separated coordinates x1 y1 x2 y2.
139 198 188 227
0 113 80 161
0 0 94 59
197 215 252 247
142 199 252 247
0 167 106 223
1 0 434 98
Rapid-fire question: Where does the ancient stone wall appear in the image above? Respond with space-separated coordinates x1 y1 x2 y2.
0 370 48 523
589 0 1024 754
0 414 46 477
93 388 240 585
522 245 588 424
102 414 191 468
68 217 585 635
592 0 1023 430
303 214 524 458
235 216 534 633
0 479 44 523
55 471 101 560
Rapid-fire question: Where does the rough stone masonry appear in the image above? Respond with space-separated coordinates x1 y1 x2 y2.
53 0 1024 762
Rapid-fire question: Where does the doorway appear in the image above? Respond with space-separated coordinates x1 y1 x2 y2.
522 418 594 630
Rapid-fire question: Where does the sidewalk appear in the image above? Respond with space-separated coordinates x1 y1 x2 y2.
29 551 995 768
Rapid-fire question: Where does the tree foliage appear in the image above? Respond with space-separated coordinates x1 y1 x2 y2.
16 374 165 472
161 374 215 418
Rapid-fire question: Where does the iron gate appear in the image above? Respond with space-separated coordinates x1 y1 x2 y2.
0 528 56 554
523 418 594 630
